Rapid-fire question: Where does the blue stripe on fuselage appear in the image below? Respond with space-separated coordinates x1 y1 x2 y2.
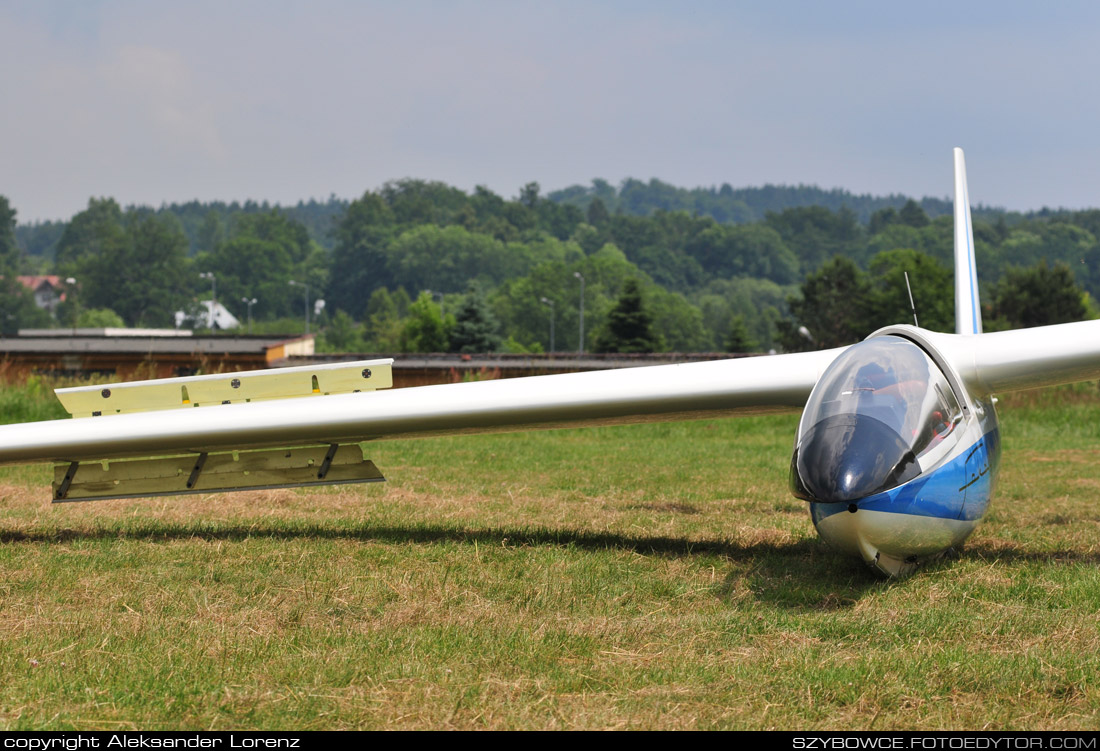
810 428 999 525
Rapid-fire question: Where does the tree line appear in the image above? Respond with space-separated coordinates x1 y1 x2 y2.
3 176 1098 352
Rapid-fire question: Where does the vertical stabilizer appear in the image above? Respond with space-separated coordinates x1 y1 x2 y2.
954 147 982 335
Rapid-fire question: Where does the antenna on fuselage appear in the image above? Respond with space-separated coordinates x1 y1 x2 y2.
904 271 919 328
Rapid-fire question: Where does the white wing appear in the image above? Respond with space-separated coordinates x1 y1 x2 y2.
936 319 1100 394
9 147 1100 504
0 349 842 501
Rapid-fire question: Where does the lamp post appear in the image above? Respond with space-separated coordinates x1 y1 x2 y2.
540 296 555 353
241 297 258 334
65 277 79 333
199 272 216 329
574 271 585 354
288 280 310 334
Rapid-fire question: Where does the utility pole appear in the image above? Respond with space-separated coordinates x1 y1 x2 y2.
199 272 216 329
288 280 310 334
241 297 258 334
540 297 555 353
574 272 585 354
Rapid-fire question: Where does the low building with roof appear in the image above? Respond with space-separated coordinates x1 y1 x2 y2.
1 329 314 380
16 276 68 313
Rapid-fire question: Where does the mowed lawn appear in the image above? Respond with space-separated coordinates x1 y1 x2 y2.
0 384 1097 730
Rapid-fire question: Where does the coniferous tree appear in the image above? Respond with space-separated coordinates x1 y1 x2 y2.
0 196 19 270
449 282 502 353
595 278 662 353
586 197 610 227
725 314 758 353
898 199 930 228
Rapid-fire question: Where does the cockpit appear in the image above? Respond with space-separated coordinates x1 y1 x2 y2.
790 336 965 503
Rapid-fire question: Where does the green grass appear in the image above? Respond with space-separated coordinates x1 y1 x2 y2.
0 382 1096 729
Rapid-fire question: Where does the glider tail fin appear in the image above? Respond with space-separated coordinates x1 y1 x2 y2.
954 147 983 335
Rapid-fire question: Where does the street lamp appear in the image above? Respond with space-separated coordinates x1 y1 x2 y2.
199 272 216 329
574 271 585 354
540 296 555 353
288 280 310 334
65 277 78 332
241 297 258 334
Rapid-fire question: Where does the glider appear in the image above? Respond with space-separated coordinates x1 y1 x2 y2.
1 148 1097 576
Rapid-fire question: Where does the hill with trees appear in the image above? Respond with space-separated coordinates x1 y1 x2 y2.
7 175 1097 356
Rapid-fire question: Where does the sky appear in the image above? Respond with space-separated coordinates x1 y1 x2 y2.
4 0 1100 222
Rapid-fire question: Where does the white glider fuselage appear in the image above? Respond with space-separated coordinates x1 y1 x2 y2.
794 326 1001 576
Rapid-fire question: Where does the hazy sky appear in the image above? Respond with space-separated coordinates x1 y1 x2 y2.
4 0 1100 221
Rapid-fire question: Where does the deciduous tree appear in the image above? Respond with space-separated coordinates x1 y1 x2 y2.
992 262 1088 329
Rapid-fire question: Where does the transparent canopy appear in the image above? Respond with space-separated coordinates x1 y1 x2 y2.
791 336 964 503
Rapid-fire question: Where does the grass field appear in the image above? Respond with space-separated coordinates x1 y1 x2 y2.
0 380 1097 730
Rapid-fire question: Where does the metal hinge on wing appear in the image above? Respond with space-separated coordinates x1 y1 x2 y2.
51 444 384 503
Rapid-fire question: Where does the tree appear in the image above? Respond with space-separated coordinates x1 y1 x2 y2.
898 199 930 228
76 308 126 328
869 206 899 235
449 283 502 353
864 249 953 332
380 179 469 226
327 192 397 315
197 211 225 254
779 256 872 351
765 206 865 273
645 285 707 351
401 292 449 352
55 198 126 269
586 197 610 227
320 310 363 352
519 182 540 210
697 276 791 352
0 196 19 270
725 315 758 353
0 276 51 334
684 223 798 283
992 262 1088 329
66 209 191 327
595 279 662 353
195 210 326 322
51 200 192 326
385 224 535 293
363 287 407 351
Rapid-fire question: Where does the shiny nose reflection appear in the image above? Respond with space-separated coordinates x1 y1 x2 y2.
791 413 920 502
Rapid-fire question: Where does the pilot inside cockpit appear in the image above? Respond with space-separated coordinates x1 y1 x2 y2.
791 336 965 502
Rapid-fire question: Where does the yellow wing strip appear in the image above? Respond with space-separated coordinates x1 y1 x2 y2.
55 359 393 417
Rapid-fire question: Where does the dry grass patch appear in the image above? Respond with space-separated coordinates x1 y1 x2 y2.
0 406 1096 728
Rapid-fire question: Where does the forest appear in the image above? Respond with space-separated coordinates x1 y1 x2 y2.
4 175 1099 354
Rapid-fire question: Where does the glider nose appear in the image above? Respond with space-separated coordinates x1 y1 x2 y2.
790 414 921 503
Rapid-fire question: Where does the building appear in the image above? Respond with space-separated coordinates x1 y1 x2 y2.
0 329 315 380
175 300 241 330
16 276 67 313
